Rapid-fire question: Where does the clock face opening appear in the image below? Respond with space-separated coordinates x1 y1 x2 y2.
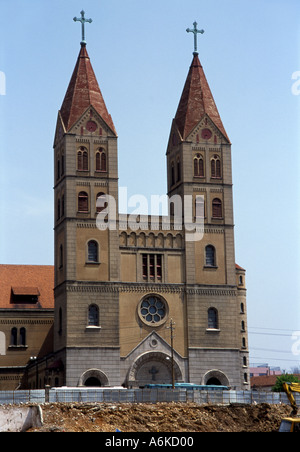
201 128 212 140
86 121 97 132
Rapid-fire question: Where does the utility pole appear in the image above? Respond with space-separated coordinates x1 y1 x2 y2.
167 319 175 389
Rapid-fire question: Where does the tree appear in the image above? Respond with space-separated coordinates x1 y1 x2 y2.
272 374 300 392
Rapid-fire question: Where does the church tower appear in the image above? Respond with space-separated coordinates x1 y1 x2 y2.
165 23 249 387
53 12 121 386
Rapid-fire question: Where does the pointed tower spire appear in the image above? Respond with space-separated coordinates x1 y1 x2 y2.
59 12 116 135
59 44 116 134
174 47 229 142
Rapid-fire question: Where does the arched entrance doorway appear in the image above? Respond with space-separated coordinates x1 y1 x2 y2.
85 377 102 387
78 368 109 387
202 369 229 387
127 352 182 387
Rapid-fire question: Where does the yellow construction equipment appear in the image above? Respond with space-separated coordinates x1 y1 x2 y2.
279 382 300 432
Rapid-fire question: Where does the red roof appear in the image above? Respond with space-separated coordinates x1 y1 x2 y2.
251 375 278 388
59 44 116 135
0 265 54 309
174 53 230 142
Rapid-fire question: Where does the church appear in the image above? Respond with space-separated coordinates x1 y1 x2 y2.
0 13 249 390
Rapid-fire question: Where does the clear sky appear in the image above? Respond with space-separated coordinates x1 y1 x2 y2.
0 0 300 371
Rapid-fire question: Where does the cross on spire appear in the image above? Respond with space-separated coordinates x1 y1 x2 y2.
73 10 92 46
186 21 204 55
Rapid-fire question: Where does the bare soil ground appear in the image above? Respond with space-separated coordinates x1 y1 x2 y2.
28 402 292 432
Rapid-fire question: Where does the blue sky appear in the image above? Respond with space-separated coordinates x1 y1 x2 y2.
0 0 300 371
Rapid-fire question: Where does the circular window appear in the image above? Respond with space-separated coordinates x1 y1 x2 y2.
139 295 167 326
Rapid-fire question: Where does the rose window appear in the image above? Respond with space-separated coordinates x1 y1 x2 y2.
139 296 166 325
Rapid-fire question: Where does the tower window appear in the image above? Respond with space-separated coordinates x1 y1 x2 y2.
211 155 221 178
61 195 65 217
57 198 61 221
88 304 99 326
77 147 88 171
96 192 107 213
61 153 64 175
176 157 181 182
194 154 204 177
195 195 205 218
171 162 175 186
78 191 89 212
57 159 60 180
212 198 222 218
205 245 216 267
87 240 99 263
96 148 107 172
207 308 218 329
59 244 63 269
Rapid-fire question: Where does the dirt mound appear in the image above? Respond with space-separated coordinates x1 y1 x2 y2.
28 402 292 432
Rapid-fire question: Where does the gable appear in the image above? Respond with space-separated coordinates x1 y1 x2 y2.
187 114 230 145
68 105 117 138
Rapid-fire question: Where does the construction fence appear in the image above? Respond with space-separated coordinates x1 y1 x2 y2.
0 387 299 406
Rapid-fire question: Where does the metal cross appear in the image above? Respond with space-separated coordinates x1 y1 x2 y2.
73 10 92 45
186 21 204 55
149 366 159 381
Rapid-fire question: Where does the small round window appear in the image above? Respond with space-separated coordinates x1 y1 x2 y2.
139 295 167 325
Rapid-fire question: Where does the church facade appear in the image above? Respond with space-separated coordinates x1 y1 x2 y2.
49 25 250 391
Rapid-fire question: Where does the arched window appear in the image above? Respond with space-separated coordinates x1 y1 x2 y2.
212 198 222 218
87 240 98 263
195 195 204 218
59 307 62 335
77 147 88 171
57 198 61 220
96 192 107 213
208 308 218 329
10 327 17 346
211 155 221 178
57 159 60 180
194 154 204 177
19 327 26 346
176 157 181 182
78 191 89 212
96 148 107 172
61 153 64 175
61 195 65 217
59 244 63 269
88 304 99 326
171 162 175 186
205 245 216 267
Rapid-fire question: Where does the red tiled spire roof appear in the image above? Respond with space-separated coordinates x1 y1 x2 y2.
59 44 116 135
174 53 229 142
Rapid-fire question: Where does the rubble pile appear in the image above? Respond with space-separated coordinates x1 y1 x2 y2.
27 402 292 432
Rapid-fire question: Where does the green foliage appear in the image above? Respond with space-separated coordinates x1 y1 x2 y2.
272 374 300 392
